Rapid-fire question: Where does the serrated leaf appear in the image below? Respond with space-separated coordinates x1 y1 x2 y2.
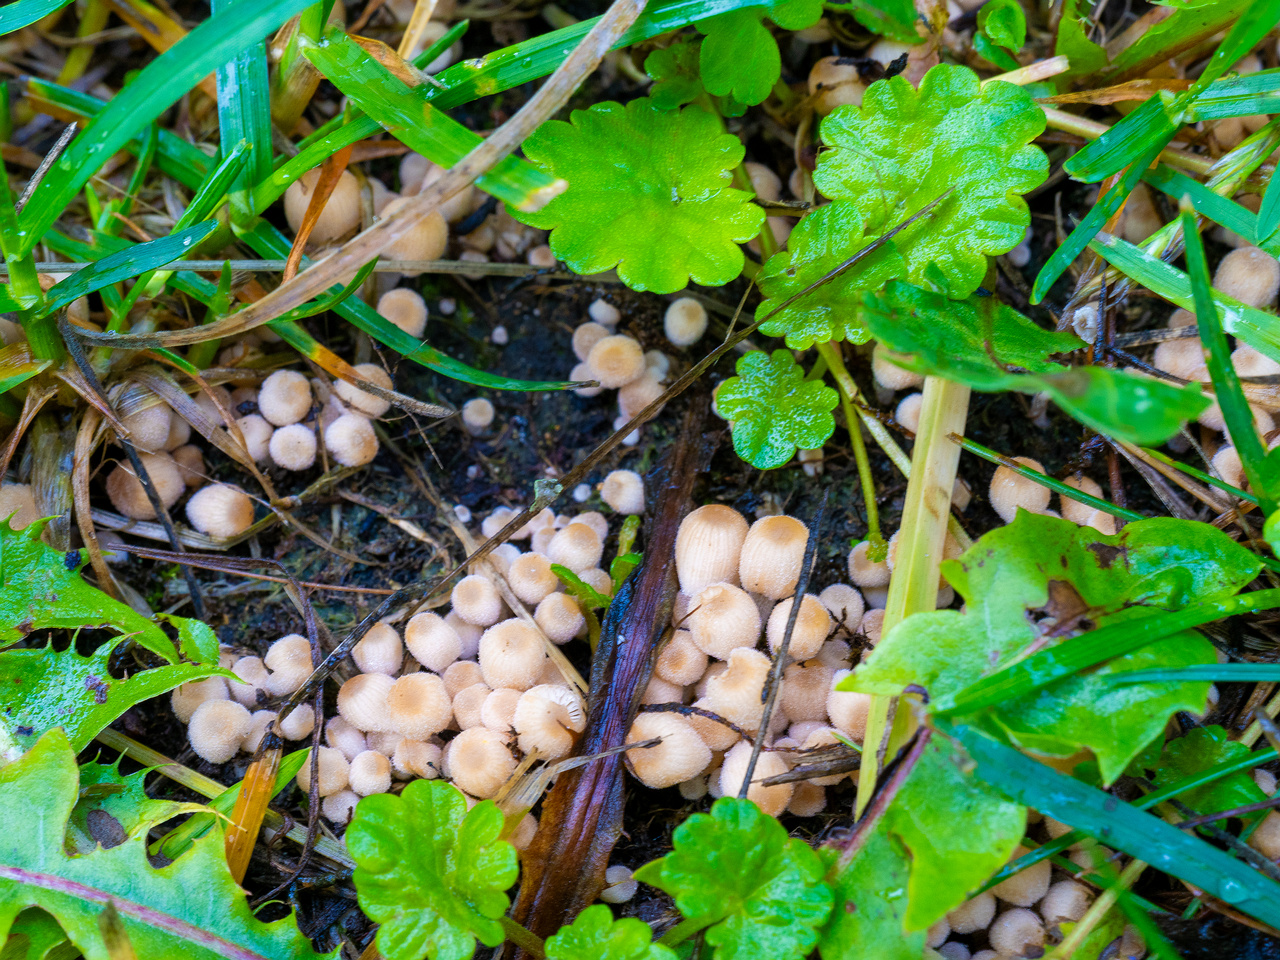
545 905 676 960
634 798 833 960
716 350 838 469
515 99 763 293
0 518 211 664
0 729 330 960
816 825 924 960
347 780 518 960
1151 727 1266 827
814 64 1047 298
68 760 205 855
756 200 906 349
850 513 1248 783
645 42 705 110
884 738 1025 930
696 0 823 105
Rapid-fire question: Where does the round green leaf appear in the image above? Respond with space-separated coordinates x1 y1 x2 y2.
716 349 838 469
545 905 677 960
695 0 823 105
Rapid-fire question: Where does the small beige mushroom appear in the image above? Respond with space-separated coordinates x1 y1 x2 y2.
386 673 453 740
337 672 396 733
478 619 546 690
188 700 253 764
351 622 404 675
296 745 351 797
625 712 712 788
446 727 516 798
264 634 313 696
600 470 645 515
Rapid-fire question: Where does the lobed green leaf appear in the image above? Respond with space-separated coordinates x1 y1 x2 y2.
696 0 823 105
715 350 838 469
545 905 676 960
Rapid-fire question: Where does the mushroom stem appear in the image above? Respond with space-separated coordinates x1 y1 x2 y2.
855 376 970 817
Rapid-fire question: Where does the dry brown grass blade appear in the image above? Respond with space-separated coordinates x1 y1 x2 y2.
0 382 56 479
100 0 219 99
58 365 129 433
72 405 118 597
1040 77 1192 106
225 731 282 884
283 144 355 284
353 35 428 87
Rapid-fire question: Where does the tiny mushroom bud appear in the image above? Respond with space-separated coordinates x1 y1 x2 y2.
405 611 463 672
617 372 664 420
676 504 749 595
664 297 708 347
106 453 185 520
535 593 586 644
334 364 393 418
586 335 646 388
739 515 808 599
348 751 392 796
989 457 1052 524
479 620 546 690
1214 246 1280 308
601 469 645 515
379 197 448 275
513 684 586 759
351 622 404 675
322 790 359 824
119 399 172 452
807 56 866 115
377 288 428 339
508 553 560 605
719 740 793 815
387 673 453 739
766 594 833 660
862 609 886 643
324 413 379 467
744 162 782 202
188 700 253 763
625 712 712 788
687 583 761 659
642 677 685 705
284 169 362 243
447 727 517 798
171 677 229 723
269 423 318 471
600 865 638 904
337 672 396 733
788 781 827 817
827 670 872 741
452 575 505 626
264 634 313 695
1040 880 1092 925
589 299 621 326
947 891 997 933
230 657 269 707
991 849 1051 907
872 343 925 391
258 370 312 426
895 392 923 433
987 908 1045 959
242 710 276 754
655 629 708 686
297 745 352 796
461 398 495 436
325 716 368 761
847 540 891 588
572 322 611 362
547 522 604 573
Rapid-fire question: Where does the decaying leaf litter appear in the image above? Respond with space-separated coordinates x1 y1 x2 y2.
8 0 1280 957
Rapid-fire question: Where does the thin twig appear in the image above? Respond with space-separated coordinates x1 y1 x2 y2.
15 123 77 213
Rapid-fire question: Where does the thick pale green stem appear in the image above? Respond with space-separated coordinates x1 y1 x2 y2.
855 376 970 815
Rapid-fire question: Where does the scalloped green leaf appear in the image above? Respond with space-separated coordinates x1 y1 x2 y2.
716 349 838 469
347 780 518 960
0 729 330 960
816 825 924 960
634 798 833 960
645 42 705 110
1150 727 1267 827
545 905 676 960
696 0 823 105
756 200 906 348
849 513 1250 783
814 64 1047 298
975 0 1025 70
848 0 920 43
514 99 763 293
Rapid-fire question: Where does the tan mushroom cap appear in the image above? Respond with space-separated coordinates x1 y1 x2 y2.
718 740 793 815
119 400 172 453
258 370 312 426
989 457 1051 524
654 629 708 687
171 676 229 723
335 364 394 419
847 540 891 588
296 745 351 796
765 594 833 660
704 648 772 732
404 611 463 672
513 684 586 759
507 553 560 605
188 699 253 763
337 672 396 733
264 634 313 696
451 682 492 729
351 622 404 675
534 593 586 644
379 197 448 275
324 716 368 761
349 749 393 795
451 575 505 627
478 619 546 691
442 660 485 698
547 522 604 574
284 169 362 244
0 483 39 530
586 335 646 388
377 287 428 339
387 672 453 740
446 727 516 798
393 739 443 780
106 453 185 520
738 515 808 599
676 504 749 596
269 423 318 471
600 470 645 515
324 413 379 467
779 660 834 723
827 670 872 741
625 712 712 788
686 582 761 660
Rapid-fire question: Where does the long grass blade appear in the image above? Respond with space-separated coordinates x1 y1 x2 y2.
214 0 273 223
1142 164 1273 253
0 0 76 35
1106 665 1280 685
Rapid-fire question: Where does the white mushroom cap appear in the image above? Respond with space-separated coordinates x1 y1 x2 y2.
705 648 771 731
718 740 793 815
106 453 185 520
119 400 172 453
827 670 872 741
324 716 368 761
534 593 586 644
807 56 866 114
987 908 1044 959
507 553 559 605
818 584 864 633
264 634 313 695
351 622 404 675
337 672 396 733
446 727 516 798
513 684 586 759
991 847 1051 907
588 299 620 326
872 343 925 391
451 575 505 626
324 413 379 467
334 364 393 419
171 677 228 723
895 392 923 433
387 672 453 739
478 619 546 690
377 287 428 339
392 738 442 780
186 483 255 539
404 611 463 672
278 706 316 741
1040 880 1092 925
586 335 646 388
547 522 604 574
847 540 890 588
664 297 708 347
321 789 359 825
625 712 712 788
0 483 39 530
233 414 272 463
258 370 312 426
269 423 318 471
297 745 351 796
572 322 610 362
687 583 761 659
188 700 253 763
379 197 448 275
461 398 494 435
1060 474 1103 525
676 505 749 595
442 659 485 698
451 682 492 729
480 687 522 733
654 629 708 686
641 676 685 705
766 594 832 660
779 660 834 723
242 710 276 754
1214 246 1280 308
349 749 393 795
947 891 997 933
229 656 269 707
600 470 645 515
284 169 362 244
989 457 1052 524
738 515 808 599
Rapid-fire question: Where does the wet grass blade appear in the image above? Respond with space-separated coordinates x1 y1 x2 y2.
1105 665 1280 685
942 719 1280 929
1063 96 1177 184
1185 71 1280 121
0 343 53 395
1181 199 1276 510
930 589 1280 717
0 0 76 34
214 0 273 223
15 0 316 254
1142 164 1272 251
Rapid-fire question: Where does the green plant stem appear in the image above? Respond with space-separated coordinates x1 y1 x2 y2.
819 341 883 555
500 917 545 958
954 434 1144 521
1139 443 1258 505
1048 859 1146 959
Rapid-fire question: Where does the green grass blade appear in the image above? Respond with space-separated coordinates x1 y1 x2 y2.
0 0 76 35
1090 231 1280 361
16 0 316 254
1142 164 1270 251
1181 200 1275 509
1185 71 1280 121
930 589 1280 717
40 221 218 317
1260 164 1280 246
942 719 1280 929
1106 665 1280 685
214 0 274 223
1063 96 1176 183
301 30 559 210
1192 0 1280 97
1101 0 1247 84
0 344 53 395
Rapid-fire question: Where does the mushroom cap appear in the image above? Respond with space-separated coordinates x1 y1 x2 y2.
861 609 885 645
586 335 646 388
278 706 316 741
241 710 277 754
258 370 312 426
324 716 368 761
387 672 453 739
588 299 620 326
119 400 172 452
946 891 997 934
534 592 586 644
451 575 505 627
418 164 475 223
744 161 783 203
570 361 604 398
847 540 891 588
478 619 546 690
351 622 404 675
321 789 359 825
1060 474 1103 525
990 847 1051 906
807 56 866 114
337 672 396 733
1211 444 1246 492
625 712 712 789
334 364 393 419
442 659 485 698
655 629 708 686
324 413 379 467
1153 338 1208 382
779 660 835 723
186 483 255 539
687 696 741 752
577 568 613 598
676 504 749 595
787 781 827 817
569 511 609 542
380 198 448 273
600 470 645 515
818 584 865 633
1040 880 1092 925
895 392 923 433
1251 810 1280 859
229 656 269 707
392 739 443 780
989 457 1052 524
172 444 206 488
451 682 492 729
446 727 516 798
827 670 872 741
572 322 610 362
107 453 185 520
642 677 685 706
546 522 603 574
705 648 772 731
718 740 793 815
461 397 494 434
513 684 586 759
871 343 924 391
264 634 313 695
687 582 761 660
507 553 559 605
171 676 229 723
405 611 463 672
617 372 665 419
663 297 708 347
284 169 361 244
233 414 272 463
349 749 393 796
188 699 253 763
987 908 1044 959
1214 245 1280 308
377 287 428 339
296 745 352 796
738 515 808 599
269 423 318 472
766 594 833 660
480 687 522 733
0 483 39 530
